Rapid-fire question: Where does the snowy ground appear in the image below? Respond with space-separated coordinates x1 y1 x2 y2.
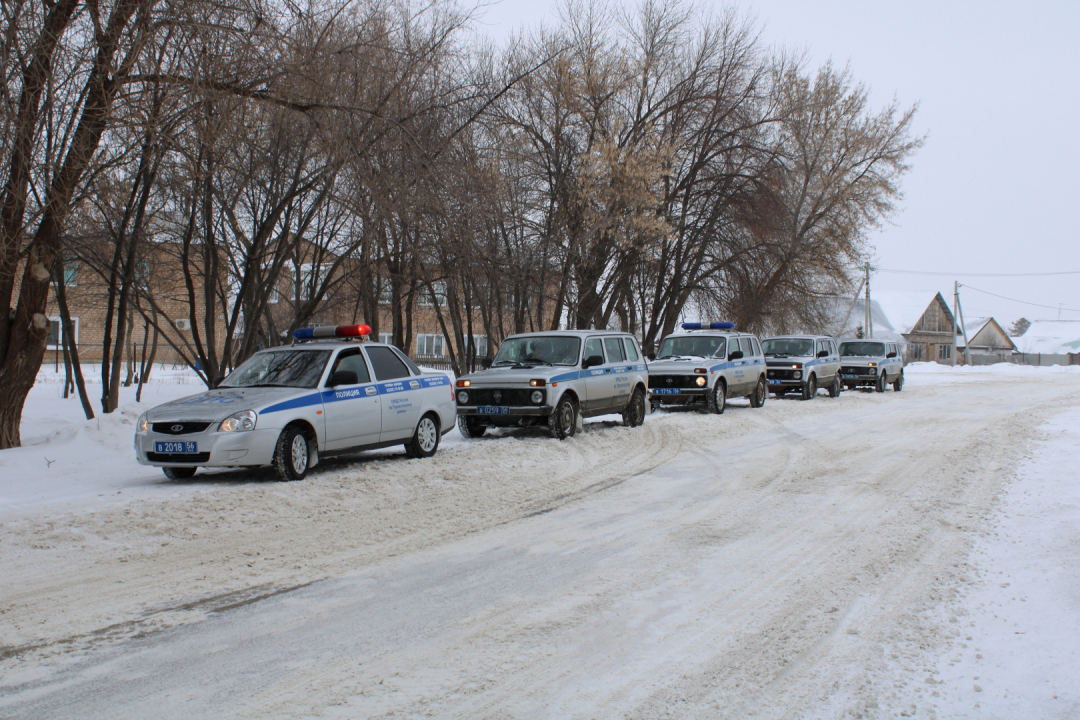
1 362 1079 718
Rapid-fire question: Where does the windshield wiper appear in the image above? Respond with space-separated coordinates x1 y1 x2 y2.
521 359 553 366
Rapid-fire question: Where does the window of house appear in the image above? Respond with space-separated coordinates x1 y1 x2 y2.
51 261 78 286
418 281 447 307
466 334 487 357
379 333 393 346
46 317 78 350
938 344 952 360
415 333 445 357
377 277 393 305
298 263 332 300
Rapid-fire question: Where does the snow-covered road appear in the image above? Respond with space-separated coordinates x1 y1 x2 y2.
2 365 1079 718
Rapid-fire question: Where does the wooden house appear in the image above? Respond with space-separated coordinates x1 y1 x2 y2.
901 292 960 365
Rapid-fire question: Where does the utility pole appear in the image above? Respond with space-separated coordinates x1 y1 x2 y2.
864 263 874 339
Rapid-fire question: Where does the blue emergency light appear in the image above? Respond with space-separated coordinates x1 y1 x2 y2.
293 324 372 340
681 322 735 330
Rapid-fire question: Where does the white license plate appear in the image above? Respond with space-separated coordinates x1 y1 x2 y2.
155 441 198 453
476 406 510 415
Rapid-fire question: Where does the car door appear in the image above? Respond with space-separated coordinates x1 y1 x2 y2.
365 345 422 441
823 339 840 381
605 336 633 409
322 348 381 451
729 337 751 393
581 336 612 412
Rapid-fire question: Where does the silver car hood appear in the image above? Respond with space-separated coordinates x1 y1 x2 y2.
146 387 304 422
459 365 576 386
649 357 716 372
765 355 814 364
839 357 884 367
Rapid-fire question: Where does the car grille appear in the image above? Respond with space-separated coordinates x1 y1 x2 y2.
649 374 700 389
840 366 875 376
460 388 536 406
152 422 213 435
146 452 211 463
766 368 798 380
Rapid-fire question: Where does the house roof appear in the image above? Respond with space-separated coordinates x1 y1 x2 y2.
1014 321 1080 354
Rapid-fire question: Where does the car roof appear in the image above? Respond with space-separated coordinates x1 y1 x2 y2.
763 334 835 341
268 341 394 351
505 330 634 340
662 331 747 339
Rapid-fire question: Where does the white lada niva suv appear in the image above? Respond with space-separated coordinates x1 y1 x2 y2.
455 330 649 439
135 324 456 481
647 322 768 414
762 335 842 400
838 339 905 393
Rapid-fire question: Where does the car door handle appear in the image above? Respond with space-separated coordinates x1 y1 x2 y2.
604 368 612 373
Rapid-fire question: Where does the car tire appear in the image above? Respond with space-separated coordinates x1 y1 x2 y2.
749 377 767 408
650 399 661 413
801 374 817 401
548 396 577 439
405 413 440 458
622 387 646 427
707 379 727 414
892 371 904 392
844 383 856 391
274 425 310 481
828 375 841 398
875 372 887 393
163 467 197 480
457 415 487 439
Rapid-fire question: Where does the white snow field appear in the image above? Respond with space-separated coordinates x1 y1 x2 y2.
1 363 1079 718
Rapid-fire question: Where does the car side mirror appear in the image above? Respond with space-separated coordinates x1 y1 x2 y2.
817 349 829 358
646 352 656 362
729 350 744 360
583 354 605 369
481 358 492 369
887 351 897 358
211 375 225 389
327 370 359 387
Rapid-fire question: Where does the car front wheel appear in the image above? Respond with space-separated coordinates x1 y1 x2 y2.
892 371 904 392
828 375 841 398
163 467 197 480
457 415 487 439
801 374 817 401
875 372 887 393
548 396 577 439
707 379 726 414
274 425 310 481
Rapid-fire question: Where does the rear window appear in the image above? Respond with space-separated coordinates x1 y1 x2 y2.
624 338 639 361
366 346 412 381
604 337 626 363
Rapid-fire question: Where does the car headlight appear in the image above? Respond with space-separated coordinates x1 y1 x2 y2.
868 362 877 367
793 370 802 379
531 390 544 404
695 376 707 387
219 410 257 432
457 390 469 404
137 413 149 434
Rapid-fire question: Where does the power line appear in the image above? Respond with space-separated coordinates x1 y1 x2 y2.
959 284 1080 313
878 268 1080 278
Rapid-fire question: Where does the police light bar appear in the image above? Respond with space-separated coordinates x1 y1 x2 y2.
681 322 735 330
293 324 372 340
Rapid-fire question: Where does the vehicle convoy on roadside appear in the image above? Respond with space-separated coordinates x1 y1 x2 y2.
135 324 456 481
762 335 842 400
838 339 905 393
647 322 768 414
454 330 649 439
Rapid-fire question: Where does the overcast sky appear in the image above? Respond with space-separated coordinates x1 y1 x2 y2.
474 0 1080 326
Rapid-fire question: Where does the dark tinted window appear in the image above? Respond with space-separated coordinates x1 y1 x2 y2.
330 349 371 384
393 348 422 375
604 337 626 363
366 346 411 381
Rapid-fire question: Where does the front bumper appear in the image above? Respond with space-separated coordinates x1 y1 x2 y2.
457 404 554 417
135 427 280 467
839 367 879 386
649 388 706 400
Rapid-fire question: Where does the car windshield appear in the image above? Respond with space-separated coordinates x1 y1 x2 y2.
492 336 582 366
656 335 726 359
839 341 885 357
221 349 332 389
761 338 815 357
